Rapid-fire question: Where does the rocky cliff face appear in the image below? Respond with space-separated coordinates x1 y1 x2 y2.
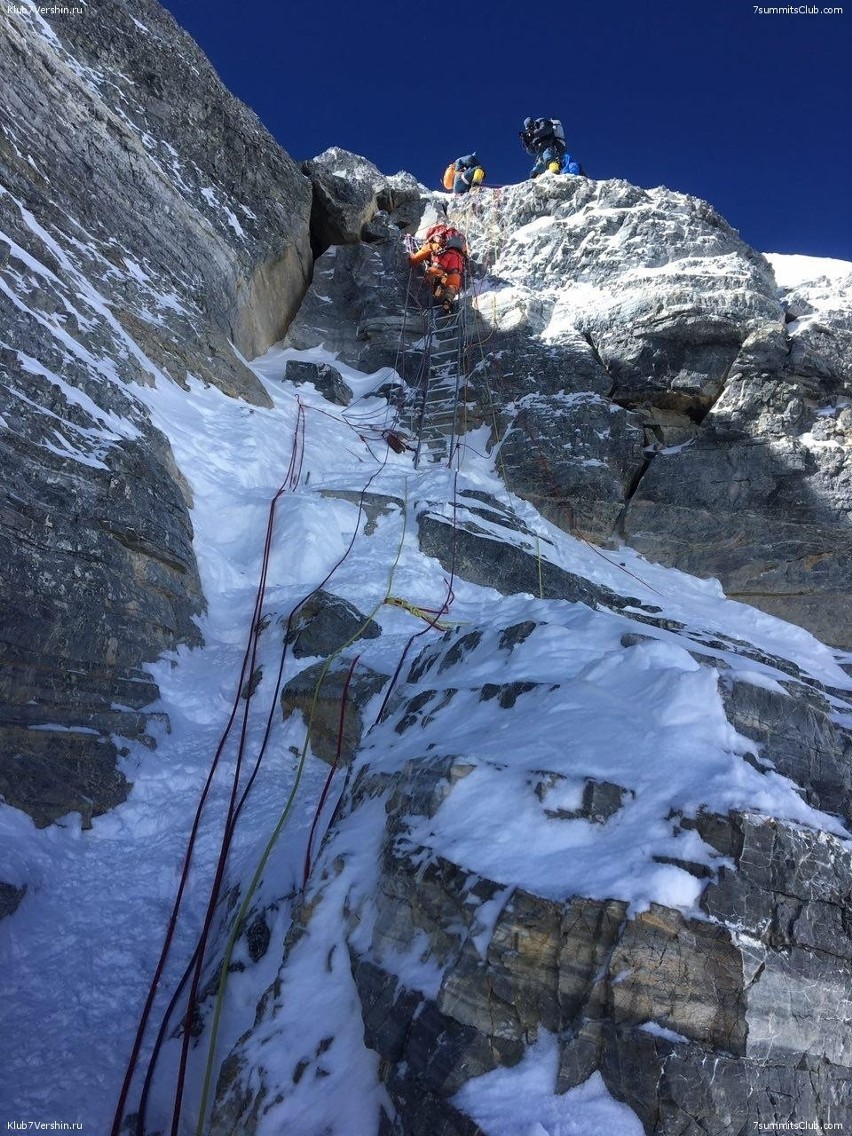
0 0 317 828
458 181 852 648
212 488 852 1136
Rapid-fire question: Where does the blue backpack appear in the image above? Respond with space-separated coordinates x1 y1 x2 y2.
561 153 584 176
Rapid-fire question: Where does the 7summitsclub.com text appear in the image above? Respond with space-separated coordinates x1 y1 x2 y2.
753 4 843 11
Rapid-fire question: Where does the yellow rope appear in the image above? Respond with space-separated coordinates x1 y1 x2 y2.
384 594 461 631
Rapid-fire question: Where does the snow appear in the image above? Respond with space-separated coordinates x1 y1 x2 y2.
122 256 151 283
199 188 246 237
639 1021 690 1044
766 252 852 288
224 208 245 237
453 1032 645 1136
396 625 845 914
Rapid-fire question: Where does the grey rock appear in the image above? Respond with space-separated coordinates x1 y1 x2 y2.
0 727 130 831
285 589 381 658
417 508 639 612
215 710 852 1136
598 1024 852 1135
536 774 634 823
437 631 484 675
719 675 852 818
0 417 199 825
744 940 852 1067
393 688 460 735
0 881 26 920
698 812 852 952
497 391 647 541
16 0 313 363
448 179 851 645
283 360 353 405
608 904 747 1053
255 157 852 644
478 680 541 709
317 489 405 536
283 237 425 375
498 621 539 652
622 363 852 647
280 657 388 765
303 148 424 251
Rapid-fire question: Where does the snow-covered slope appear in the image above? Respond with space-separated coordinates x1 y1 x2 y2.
8 314 851 1132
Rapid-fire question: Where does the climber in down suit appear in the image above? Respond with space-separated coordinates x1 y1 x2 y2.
451 153 486 194
408 223 468 312
520 116 567 178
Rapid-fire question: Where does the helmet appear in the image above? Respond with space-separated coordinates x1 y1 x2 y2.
523 117 533 130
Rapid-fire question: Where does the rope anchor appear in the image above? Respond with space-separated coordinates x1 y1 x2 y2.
384 594 461 630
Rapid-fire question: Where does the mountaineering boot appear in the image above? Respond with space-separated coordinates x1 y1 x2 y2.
547 161 560 173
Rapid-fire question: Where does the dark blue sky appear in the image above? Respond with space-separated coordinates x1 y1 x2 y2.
161 0 851 259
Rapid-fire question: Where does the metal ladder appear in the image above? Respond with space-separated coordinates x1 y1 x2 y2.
410 305 465 468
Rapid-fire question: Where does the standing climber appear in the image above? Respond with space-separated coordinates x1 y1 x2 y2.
442 153 486 195
520 117 567 178
409 222 468 312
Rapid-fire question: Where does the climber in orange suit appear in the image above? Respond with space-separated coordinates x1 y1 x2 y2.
409 223 468 312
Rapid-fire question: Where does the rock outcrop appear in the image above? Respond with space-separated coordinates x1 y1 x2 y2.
203 162 852 1132
213 595 852 1135
454 181 852 646
302 148 425 253
279 167 852 645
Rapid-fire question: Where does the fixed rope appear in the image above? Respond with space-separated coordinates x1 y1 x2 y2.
111 400 307 1136
192 480 412 1134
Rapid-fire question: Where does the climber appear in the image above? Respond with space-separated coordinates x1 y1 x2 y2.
409 222 468 312
442 153 486 195
520 116 567 178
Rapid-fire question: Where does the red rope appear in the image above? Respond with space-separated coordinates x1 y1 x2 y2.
124 381 410 1133
113 403 306 1136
